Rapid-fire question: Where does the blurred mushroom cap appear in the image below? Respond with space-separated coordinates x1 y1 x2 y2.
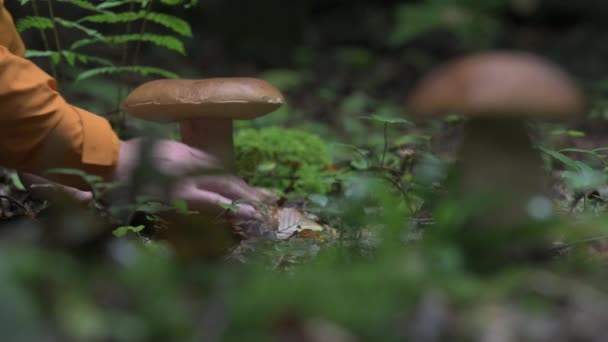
123 78 285 122
407 51 586 120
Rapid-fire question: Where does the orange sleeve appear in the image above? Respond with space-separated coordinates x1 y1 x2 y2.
0 2 120 189
0 0 25 57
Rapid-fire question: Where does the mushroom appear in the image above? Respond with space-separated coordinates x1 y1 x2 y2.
122 77 285 171
19 78 283 205
407 51 586 225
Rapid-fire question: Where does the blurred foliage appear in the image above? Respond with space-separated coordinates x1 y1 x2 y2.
390 0 506 48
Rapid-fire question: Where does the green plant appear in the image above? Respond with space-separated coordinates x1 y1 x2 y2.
390 0 506 48
17 0 197 133
235 127 334 197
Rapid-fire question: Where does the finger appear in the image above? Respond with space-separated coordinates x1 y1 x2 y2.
19 172 93 205
152 141 223 176
175 185 261 220
194 176 262 203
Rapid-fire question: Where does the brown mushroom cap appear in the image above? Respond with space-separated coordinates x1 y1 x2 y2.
407 51 586 120
123 77 285 122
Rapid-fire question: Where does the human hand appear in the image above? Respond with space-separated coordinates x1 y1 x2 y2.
117 138 263 219
21 138 263 220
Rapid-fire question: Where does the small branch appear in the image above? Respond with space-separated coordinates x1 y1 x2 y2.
30 0 57 80
132 0 154 66
46 0 63 85
114 1 138 127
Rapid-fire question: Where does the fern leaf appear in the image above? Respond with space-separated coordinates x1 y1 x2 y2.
25 50 114 67
62 51 115 66
78 11 145 25
16 16 53 32
80 11 192 37
71 34 186 55
145 12 192 37
76 66 178 82
56 0 101 12
97 1 132 10
160 0 200 7
25 50 62 65
24 50 55 58
17 16 104 40
53 18 105 39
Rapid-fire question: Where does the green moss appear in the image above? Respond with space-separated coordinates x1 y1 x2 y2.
235 127 333 197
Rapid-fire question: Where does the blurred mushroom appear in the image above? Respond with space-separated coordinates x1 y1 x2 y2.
123 77 285 171
407 51 585 225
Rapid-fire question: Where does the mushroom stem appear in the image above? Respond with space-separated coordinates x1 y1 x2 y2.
180 119 235 171
456 117 545 225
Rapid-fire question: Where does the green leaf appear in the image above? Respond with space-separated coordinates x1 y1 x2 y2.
80 11 192 37
50 53 61 65
18 16 104 39
361 114 413 125
71 34 186 54
11 173 26 191
551 129 586 137
54 18 104 39
170 199 198 215
97 1 131 10
75 65 178 82
145 12 192 37
24 50 56 59
16 16 53 32
112 225 145 237
57 0 101 12
25 50 113 67
79 11 145 24
45 168 103 184
257 161 277 173
559 148 598 155
539 146 591 172
219 203 239 213
160 0 199 7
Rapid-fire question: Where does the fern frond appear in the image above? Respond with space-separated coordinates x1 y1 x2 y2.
56 0 101 12
53 18 105 39
79 11 192 37
97 1 132 10
145 12 192 37
24 50 56 58
63 51 115 66
78 11 145 25
76 65 178 82
26 50 114 67
160 0 199 7
17 16 104 39
71 34 186 54
17 16 53 32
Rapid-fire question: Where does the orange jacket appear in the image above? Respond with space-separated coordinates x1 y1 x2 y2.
0 1 119 189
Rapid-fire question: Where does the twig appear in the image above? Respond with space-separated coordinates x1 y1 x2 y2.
132 0 153 65
46 0 63 85
30 0 57 80
114 0 138 131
